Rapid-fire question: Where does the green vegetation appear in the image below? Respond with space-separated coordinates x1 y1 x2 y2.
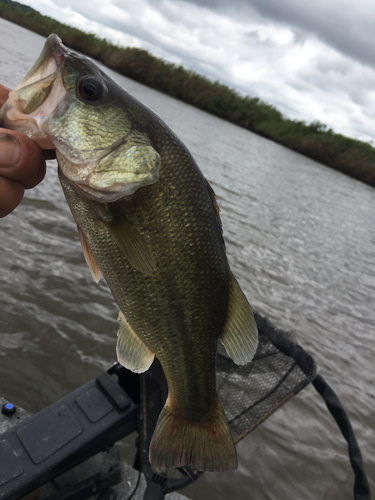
1 0 375 186
0 0 36 13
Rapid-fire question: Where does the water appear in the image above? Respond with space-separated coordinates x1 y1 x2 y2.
0 19 374 499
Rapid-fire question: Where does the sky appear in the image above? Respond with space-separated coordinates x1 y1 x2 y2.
19 0 375 143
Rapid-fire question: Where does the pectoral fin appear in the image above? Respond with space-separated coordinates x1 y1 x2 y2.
116 311 155 373
219 272 258 365
103 211 155 276
77 226 102 283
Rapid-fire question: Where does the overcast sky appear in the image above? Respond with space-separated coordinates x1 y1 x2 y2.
20 0 375 143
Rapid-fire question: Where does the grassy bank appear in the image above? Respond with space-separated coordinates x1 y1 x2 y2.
1 0 375 187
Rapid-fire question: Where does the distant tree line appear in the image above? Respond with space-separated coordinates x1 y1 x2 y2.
1 0 375 187
0 0 36 13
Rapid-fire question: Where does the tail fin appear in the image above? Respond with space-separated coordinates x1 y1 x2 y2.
149 397 237 472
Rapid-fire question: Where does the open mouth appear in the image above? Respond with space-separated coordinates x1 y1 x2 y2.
8 35 68 116
17 35 67 91
0 34 72 149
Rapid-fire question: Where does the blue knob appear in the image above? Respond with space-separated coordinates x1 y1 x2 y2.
2 402 16 416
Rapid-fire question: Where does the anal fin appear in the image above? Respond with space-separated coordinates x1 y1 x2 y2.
116 311 154 373
219 271 258 365
77 225 102 283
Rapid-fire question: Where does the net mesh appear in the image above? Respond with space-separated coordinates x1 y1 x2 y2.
218 312 317 442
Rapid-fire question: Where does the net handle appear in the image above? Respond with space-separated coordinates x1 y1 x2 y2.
312 374 371 500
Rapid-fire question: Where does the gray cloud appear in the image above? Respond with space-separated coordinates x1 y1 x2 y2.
182 0 375 69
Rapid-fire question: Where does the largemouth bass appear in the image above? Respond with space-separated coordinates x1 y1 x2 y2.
0 34 258 471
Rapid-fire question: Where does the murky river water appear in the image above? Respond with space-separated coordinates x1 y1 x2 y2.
0 19 374 499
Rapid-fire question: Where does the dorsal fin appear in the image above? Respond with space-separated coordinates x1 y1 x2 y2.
219 271 258 365
102 210 155 276
206 180 222 224
116 311 155 373
77 225 102 283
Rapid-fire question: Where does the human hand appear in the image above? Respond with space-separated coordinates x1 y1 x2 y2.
0 83 47 217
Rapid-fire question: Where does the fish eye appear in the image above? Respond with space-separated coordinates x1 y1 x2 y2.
77 77 105 102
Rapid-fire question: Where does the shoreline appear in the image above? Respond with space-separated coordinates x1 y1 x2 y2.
1 0 375 187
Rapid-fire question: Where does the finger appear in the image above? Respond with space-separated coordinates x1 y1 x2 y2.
0 84 11 106
0 130 46 189
0 175 25 218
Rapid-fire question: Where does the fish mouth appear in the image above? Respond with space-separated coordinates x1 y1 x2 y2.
0 34 71 148
7 34 67 117
18 34 67 91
